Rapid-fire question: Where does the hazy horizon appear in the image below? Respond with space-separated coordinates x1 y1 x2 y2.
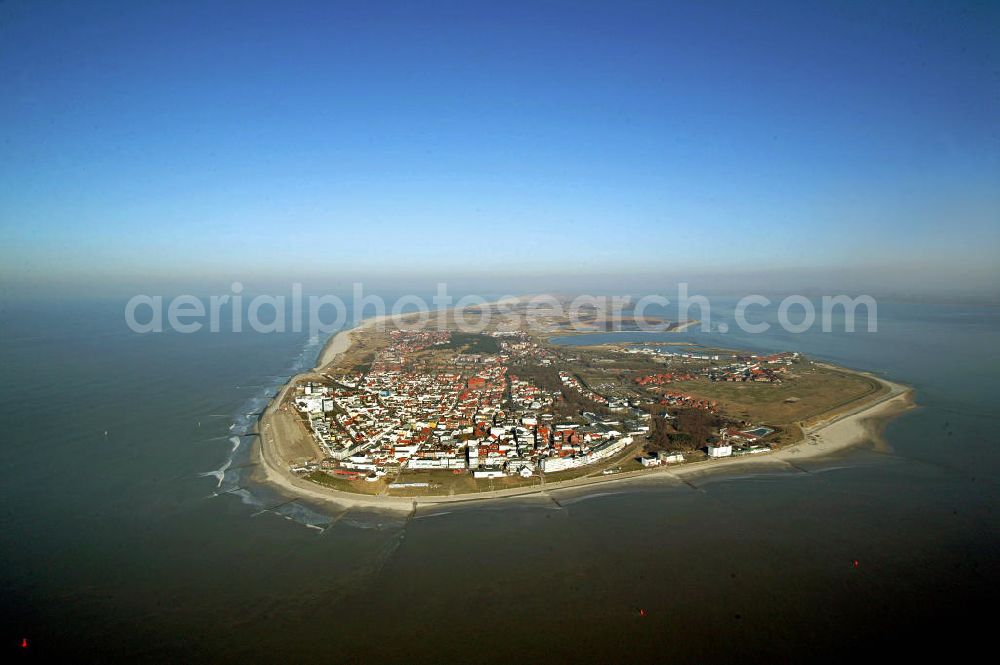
2 0 998 297
2 264 998 303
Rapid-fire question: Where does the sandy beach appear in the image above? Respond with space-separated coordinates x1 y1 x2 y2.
312 311 398 370
251 314 916 513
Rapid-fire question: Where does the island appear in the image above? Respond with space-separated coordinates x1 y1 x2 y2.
252 297 913 511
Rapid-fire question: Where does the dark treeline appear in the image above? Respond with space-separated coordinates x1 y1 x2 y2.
648 408 726 451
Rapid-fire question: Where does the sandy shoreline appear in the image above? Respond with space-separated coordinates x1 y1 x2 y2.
312 311 399 370
251 315 916 513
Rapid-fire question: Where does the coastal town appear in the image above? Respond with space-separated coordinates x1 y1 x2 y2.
290 330 643 487
266 316 882 496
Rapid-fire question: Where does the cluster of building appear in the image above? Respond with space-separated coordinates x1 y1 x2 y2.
706 426 775 458
495 332 558 364
638 450 686 467
707 353 797 383
616 345 724 362
293 331 641 482
614 346 798 387
658 390 718 412
537 435 632 472
288 330 795 487
634 371 696 386
509 373 554 410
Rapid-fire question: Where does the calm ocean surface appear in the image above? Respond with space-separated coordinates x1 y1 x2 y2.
1 297 998 662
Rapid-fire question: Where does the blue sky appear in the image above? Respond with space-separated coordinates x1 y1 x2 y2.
1 0 998 294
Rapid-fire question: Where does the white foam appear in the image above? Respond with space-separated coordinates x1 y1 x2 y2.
415 510 453 520
557 490 626 505
199 436 241 487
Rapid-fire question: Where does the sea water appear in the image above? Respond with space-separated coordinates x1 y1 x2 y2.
1 297 997 661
